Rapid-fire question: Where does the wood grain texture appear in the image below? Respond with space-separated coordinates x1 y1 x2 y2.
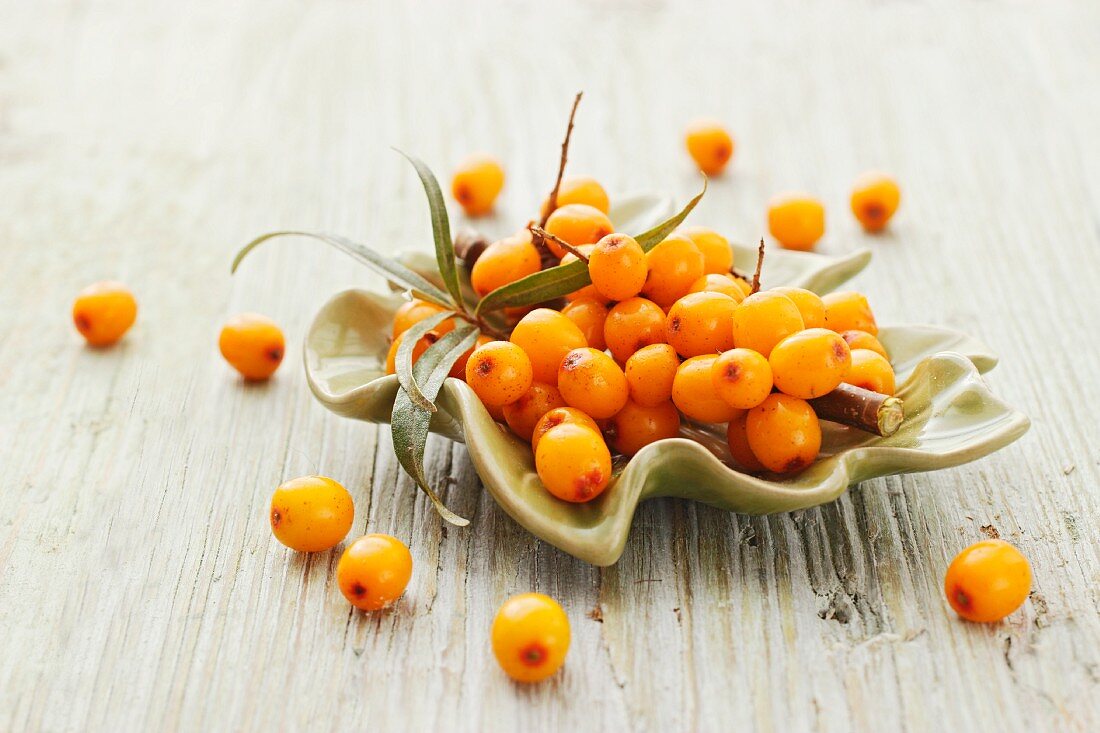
1 1 1098 731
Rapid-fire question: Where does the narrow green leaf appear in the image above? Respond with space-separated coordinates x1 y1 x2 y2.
232 230 454 309
394 309 456 412
474 179 708 314
391 325 480 526
634 177 708 252
395 151 466 311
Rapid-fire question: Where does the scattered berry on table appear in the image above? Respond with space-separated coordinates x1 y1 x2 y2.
72 281 138 347
851 171 901 232
451 153 505 217
768 192 825 251
337 534 413 611
269 475 354 553
684 119 734 176
219 313 285 381
491 593 571 682
944 539 1031 623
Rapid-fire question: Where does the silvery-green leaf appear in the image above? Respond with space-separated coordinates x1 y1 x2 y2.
394 309 456 412
396 151 466 310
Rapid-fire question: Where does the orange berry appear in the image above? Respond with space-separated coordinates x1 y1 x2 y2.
72 281 137 347
509 308 588 384
845 349 896 395
392 298 454 338
665 291 739 358
840 330 888 359
336 534 413 611
712 348 773 409
823 291 878 335
219 313 285 380
609 399 681 456
768 193 825 251
624 343 680 407
503 382 567 440
689 273 746 302
451 153 504 217
642 233 706 309
745 394 821 474
944 540 1031 623
732 291 804 357
491 593 571 682
558 348 629 419
541 176 610 216
684 119 734 176
449 334 493 379
464 340 534 407
770 287 825 329
682 226 733 274
534 423 612 502
269 475 354 553
471 236 542 297
726 412 766 472
531 407 600 453
851 171 901 232
559 244 607 304
544 204 614 259
769 328 852 399
560 297 609 351
604 297 668 363
588 233 647 301
385 329 439 375
672 355 741 423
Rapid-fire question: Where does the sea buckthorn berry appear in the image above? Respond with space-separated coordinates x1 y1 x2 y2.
770 287 825 329
509 308 588 384
219 313 285 380
944 540 1032 623
840 330 888 359
541 176 610 216
732 291 805 357
845 349 896 395
689 273 746 302
726 412 766 472
492 593 571 682
642 233 706 309
337 534 413 611
625 343 680 407
712 348 773 409
451 153 504 217
269 475 354 553
684 118 734 176
465 340 534 407
503 382 567 440
531 407 600 453
745 394 822 473
72 281 138 347
589 233 647 301
544 204 614 259
672 355 742 423
559 244 607 304
609 399 681 456
823 291 878 335
535 423 612 502
449 334 493 379
851 171 901 232
561 297 609 351
558 348 629 419
665 291 739 358
769 328 852 399
768 193 825 251
393 298 454 338
471 236 542 298
385 330 438 375
682 226 734 274
604 297 668 363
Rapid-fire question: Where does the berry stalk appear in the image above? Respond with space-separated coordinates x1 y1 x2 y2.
809 383 904 437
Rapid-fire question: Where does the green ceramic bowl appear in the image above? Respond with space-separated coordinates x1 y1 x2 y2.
303 195 1029 565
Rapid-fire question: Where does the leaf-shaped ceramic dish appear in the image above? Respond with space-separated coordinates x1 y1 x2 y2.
302 194 1029 565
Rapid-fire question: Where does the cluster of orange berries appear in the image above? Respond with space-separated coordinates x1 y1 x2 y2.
391 176 897 500
451 121 901 253
269 474 570 681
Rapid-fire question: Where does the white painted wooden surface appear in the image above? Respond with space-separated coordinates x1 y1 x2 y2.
1 1 1098 731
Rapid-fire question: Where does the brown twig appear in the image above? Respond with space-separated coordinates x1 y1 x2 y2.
528 225 589 263
531 92 584 264
809 384 905 437
750 238 765 294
